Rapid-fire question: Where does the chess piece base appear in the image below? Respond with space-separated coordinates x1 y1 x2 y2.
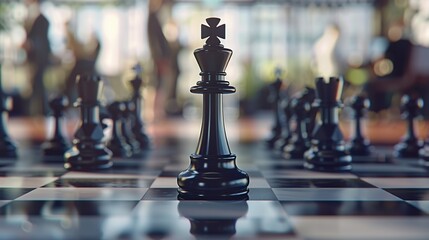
266 126 282 149
178 154 249 200
283 140 309 159
394 139 423 158
108 139 132 158
43 139 70 157
0 137 17 158
64 144 112 170
349 139 372 156
134 132 151 150
304 148 352 172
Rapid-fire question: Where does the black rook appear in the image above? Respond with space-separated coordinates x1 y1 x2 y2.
177 17 249 200
304 77 352 172
64 75 112 170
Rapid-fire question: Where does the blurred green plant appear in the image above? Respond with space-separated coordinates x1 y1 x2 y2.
0 3 8 32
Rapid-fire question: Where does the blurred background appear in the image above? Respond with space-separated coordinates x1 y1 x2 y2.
0 0 428 124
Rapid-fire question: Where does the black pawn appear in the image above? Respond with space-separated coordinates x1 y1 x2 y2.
64 75 112 170
283 87 315 159
348 95 372 156
107 101 133 158
394 94 423 158
266 71 284 149
0 88 17 159
304 77 352 172
120 101 141 156
129 64 150 150
43 96 70 157
177 17 249 200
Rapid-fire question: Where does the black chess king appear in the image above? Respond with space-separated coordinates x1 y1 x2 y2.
177 18 249 200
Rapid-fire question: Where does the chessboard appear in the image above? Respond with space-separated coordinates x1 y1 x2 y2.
0 118 428 240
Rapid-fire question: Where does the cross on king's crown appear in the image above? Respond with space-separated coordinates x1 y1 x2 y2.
201 17 225 46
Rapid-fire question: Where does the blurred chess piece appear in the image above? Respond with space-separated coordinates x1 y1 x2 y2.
129 64 151 150
266 68 284 149
0 66 17 159
347 94 372 156
107 101 133 158
64 75 112 170
305 77 352 172
43 96 70 159
395 94 423 158
283 87 315 159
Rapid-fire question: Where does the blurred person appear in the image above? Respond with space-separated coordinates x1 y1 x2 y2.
163 19 183 116
22 0 51 116
63 21 101 103
312 23 342 78
147 0 173 119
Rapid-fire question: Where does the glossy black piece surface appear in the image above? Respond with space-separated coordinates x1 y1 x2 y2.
283 87 315 159
129 64 151 150
107 101 133 158
177 17 249 200
43 96 70 158
395 94 423 158
64 75 113 170
304 77 352 172
0 67 17 159
348 94 372 156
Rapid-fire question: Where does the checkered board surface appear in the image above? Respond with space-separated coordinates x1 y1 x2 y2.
0 140 428 240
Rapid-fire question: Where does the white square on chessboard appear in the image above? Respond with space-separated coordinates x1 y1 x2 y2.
363 178 429 188
163 164 189 171
273 188 401 201
407 201 429 214
0 177 57 188
0 200 10 208
16 188 148 201
249 178 270 188
151 177 177 188
261 170 357 179
61 171 157 179
289 216 429 240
